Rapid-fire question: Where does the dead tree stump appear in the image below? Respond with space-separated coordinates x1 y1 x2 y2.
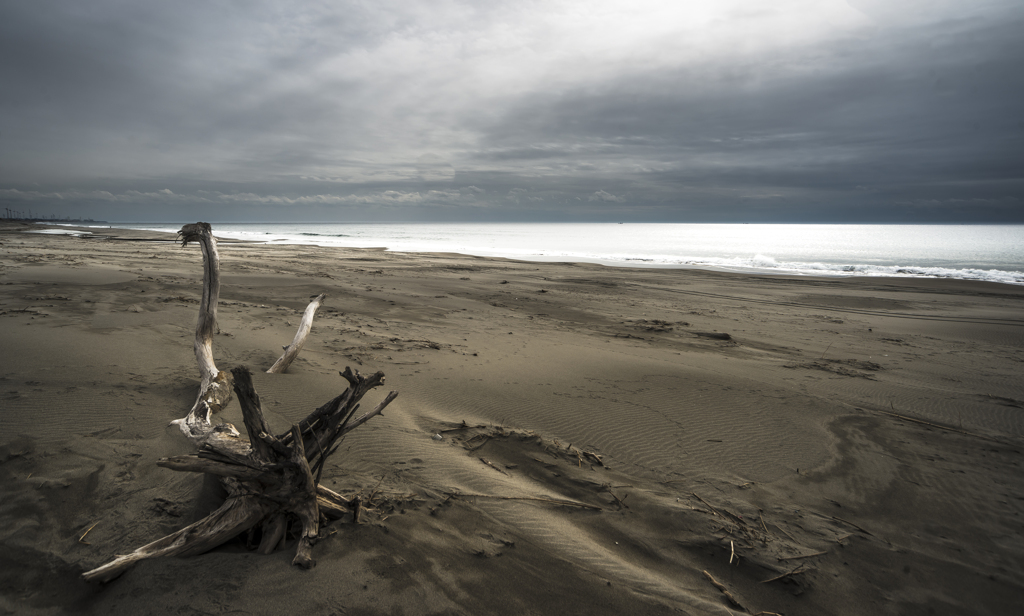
81 223 397 582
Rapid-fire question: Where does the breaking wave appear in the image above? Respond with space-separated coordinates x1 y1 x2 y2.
661 254 1024 285
96 222 1024 286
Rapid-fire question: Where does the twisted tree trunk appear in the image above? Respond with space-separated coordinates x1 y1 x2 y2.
169 223 235 443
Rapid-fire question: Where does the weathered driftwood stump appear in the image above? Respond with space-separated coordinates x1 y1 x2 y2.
83 367 397 582
81 223 397 582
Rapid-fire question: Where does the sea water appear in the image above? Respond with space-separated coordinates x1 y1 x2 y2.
95 222 1024 286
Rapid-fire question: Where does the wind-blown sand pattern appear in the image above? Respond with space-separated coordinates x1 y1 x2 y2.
2 221 1023 615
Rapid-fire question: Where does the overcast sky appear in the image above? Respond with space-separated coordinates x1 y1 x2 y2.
1 0 1022 222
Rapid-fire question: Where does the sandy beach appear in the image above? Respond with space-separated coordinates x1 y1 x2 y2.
2 220 1023 615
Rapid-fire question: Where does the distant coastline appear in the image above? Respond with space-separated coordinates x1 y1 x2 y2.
39 218 108 224
6 217 108 224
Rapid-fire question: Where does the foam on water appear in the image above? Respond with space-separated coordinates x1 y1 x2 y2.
669 254 1024 285
97 222 1024 286
29 228 93 236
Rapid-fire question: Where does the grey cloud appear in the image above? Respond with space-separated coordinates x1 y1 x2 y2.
589 190 625 203
415 154 456 181
1 0 1022 222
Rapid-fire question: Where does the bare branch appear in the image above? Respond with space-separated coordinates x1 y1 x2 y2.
267 293 327 373
231 366 280 463
82 496 267 583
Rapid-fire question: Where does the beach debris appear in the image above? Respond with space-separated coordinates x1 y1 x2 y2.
760 564 807 584
479 457 509 475
81 223 398 582
629 319 675 332
444 491 602 511
691 492 724 518
707 565 791 614
874 402 1009 444
82 366 397 582
702 570 748 612
771 522 799 544
826 514 874 537
783 359 881 380
694 331 732 341
267 293 327 373
778 550 828 561
168 223 331 442
78 522 99 545
820 340 835 359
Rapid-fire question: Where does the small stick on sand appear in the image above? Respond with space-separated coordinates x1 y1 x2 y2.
606 488 629 509
760 564 806 584
877 404 1007 444
366 474 387 504
724 509 747 526
729 540 736 564
467 436 492 451
778 550 827 561
439 420 472 433
829 515 874 537
702 570 748 612
771 523 799 543
820 340 834 359
448 492 602 511
691 492 725 519
79 522 99 544
479 457 509 475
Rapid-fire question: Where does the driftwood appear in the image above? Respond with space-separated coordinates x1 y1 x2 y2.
169 224 330 442
82 223 398 582
268 293 326 374
83 367 396 582
169 223 235 443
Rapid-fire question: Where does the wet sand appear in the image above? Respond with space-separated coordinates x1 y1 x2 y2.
2 220 1023 615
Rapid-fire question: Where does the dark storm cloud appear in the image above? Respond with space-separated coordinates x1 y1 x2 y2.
474 8 1024 214
1 0 1022 222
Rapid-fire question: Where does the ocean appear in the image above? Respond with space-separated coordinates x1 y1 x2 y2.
89 222 1024 286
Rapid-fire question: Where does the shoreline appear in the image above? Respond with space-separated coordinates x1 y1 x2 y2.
2 221 1023 615
32 219 1024 286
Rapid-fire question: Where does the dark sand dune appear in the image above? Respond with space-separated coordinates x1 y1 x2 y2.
2 221 1023 615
